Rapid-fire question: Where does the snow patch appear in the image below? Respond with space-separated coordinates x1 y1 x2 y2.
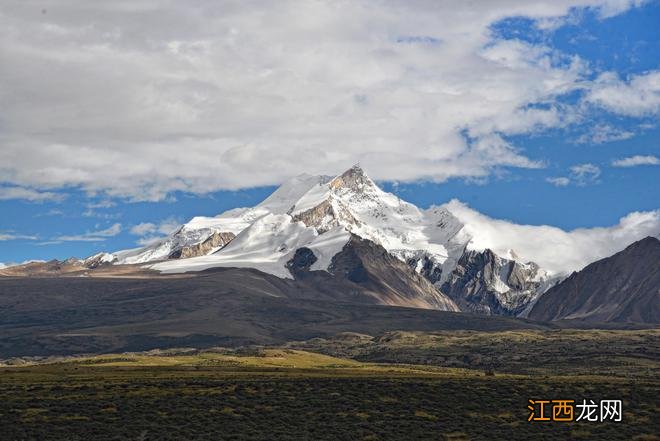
307 227 351 272
152 214 315 278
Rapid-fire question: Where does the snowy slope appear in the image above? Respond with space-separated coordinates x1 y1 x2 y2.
111 174 330 265
258 173 332 213
116 215 251 264
151 214 349 278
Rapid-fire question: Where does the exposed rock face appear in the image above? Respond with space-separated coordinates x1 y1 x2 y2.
402 251 444 284
168 231 235 259
326 236 460 311
284 235 459 311
528 236 660 323
328 164 372 191
440 249 546 316
286 247 318 277
291 199 361 234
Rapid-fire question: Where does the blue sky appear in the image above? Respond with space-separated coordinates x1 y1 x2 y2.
0 1 658 263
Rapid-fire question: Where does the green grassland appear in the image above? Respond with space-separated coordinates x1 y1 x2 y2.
1 331 658 440
287 328 660 378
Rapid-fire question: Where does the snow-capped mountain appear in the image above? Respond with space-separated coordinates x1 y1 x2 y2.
112 173 330 265
90 165 659 316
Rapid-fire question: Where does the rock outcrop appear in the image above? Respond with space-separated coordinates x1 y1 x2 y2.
169 231 235 259
440 249 546 316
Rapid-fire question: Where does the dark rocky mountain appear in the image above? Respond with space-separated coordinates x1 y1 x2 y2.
528 236 660 323
440 249 547 316
291 235 459 311
0 267 544 358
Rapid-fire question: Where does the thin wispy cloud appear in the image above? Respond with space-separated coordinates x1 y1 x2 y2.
0 232 37 241
574 124 634 144
612 155 660 167
36 209 65 217
130 223 158 236
570 163 601 185
53 223 122 242
130 218 181 245
82 209 122 219
0 186 64 202
547 163 601 187
546 177 571 187
86 200 117 209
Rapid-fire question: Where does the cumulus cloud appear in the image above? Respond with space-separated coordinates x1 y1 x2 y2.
612 155 660 167
0 186 64 202
584 71 660 116
0 0 646 200
54 223 122 242
442 199 660 274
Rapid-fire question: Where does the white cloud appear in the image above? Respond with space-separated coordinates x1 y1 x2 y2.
130 222 157 236
130 218 180 245
41 209 64 217
82 209 122 219
0 1 646 199
86 200 117 209
54 223 122 242
136 236 165 246
547 163 601 186
157 218 181 235
574 124 634 144
546 176 571 186
130 218 180 236
612 155 660 167
0 186 64 202
0 232 37 241
570 163 601 184
443 199 660 274
584 71 660 116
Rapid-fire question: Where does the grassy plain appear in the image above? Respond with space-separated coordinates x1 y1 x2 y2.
1 331 658 441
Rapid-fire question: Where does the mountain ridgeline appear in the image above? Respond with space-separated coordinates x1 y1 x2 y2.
528 236 660 323
1 166 658 328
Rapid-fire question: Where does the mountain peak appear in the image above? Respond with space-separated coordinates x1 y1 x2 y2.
329 164 374 191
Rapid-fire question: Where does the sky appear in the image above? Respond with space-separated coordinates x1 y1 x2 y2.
0 0 658 264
